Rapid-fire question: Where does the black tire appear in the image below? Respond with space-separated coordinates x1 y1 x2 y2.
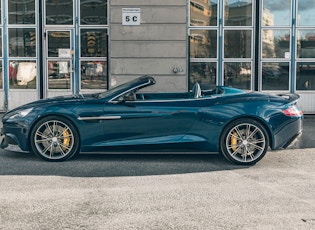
220 118 269 165
30 116 80 162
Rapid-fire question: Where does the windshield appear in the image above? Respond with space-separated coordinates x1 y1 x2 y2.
96 76 155 99
96 80 134 99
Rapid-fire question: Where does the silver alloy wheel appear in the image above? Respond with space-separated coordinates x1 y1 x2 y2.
225 123 266 163
34 120 75 160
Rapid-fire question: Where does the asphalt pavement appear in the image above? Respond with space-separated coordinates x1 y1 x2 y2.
288 115 315 149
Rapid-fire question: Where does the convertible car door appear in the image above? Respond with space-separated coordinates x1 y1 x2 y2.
101 100 198 146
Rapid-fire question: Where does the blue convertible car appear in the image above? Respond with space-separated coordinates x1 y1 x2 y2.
1 75 303 165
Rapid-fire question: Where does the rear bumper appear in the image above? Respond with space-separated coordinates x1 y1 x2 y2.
272 116 303 150
283 131 302 149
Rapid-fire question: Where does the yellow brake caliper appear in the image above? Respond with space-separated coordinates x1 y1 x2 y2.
231 131 238 151
62 128 70 150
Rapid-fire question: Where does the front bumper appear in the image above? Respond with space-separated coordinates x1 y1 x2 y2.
1 136 28 153
0 131 28 153
1 125 30 153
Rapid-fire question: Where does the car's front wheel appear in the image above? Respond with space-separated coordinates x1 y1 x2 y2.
30 116 80 162
220 118 269 165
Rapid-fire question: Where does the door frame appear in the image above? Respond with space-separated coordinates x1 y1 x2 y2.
43 28 76 98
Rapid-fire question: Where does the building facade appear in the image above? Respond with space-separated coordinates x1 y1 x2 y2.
0 0 315 113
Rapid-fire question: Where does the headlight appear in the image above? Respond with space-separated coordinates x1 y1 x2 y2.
6 108 34 121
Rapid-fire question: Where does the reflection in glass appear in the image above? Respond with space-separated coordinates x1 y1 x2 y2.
190 62 216 90
80 0 107 25
224 62 251 89
81 29 107 57
48 61 71 89
0 61 2 88
297 0 315 26
190 0 217 26
262 0 291 26
262 62 289 90
224 0 252 26
0 30 2 57
224 30 251 58
81 61 107 89
48 31 70 57
9 61 36 89
262 29 290 58
297 30 315 58
9 0 35 24
46 0 73 25
296 62 315 90
190 30 217 58
9 28 36 57
0 2 1 24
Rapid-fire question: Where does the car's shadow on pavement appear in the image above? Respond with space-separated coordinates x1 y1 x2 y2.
0 151 247 177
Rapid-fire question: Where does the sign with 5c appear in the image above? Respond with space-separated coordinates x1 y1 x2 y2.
122 8 141 26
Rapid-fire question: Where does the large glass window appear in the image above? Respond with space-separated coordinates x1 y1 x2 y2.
9 60 36 89
190 29 217 58
261 1 291 91
190 0 217 26
47 31 70 57
7 0 37 91
0 61 3 89
189 0 253 90
80 0 107 25
297 0 315 26
224 62 251 89
0 30 2 57
224 0 252 26
190 62 217 89
296 1 315 91
9 28 36 57
297 30 315 59
296 62 315 90
48 61 71 89
46 0 73 25
81 61 107 89
80 28 107 90
46 30 71 90
262 0 291 26
189 1 218 90
8 0 36 24
262 29 290 59
262 62 289 90
223 1 253 90
80 29 107 57
224 30 252 58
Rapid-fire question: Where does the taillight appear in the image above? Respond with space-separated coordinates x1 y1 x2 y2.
282 105 303 117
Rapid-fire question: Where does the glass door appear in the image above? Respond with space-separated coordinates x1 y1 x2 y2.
44 29 74 98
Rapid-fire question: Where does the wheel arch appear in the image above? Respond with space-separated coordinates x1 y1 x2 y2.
219 115 273 149
28 113 81 148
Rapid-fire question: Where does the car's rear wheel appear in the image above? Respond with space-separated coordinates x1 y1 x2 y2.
30 116 80 162
220 118 269 165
